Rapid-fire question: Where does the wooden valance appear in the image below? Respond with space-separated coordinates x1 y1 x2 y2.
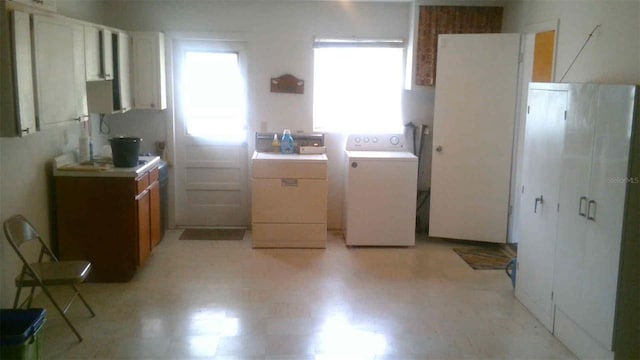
416 6 503 87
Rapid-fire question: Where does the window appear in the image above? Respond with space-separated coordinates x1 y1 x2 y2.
179 46 246 142
313 39 405 133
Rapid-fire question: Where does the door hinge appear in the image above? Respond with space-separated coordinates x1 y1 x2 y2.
551 291 554 301
527 105 530 114
557 203 560 212
518 52 524 63
521 185 524 194
508 204 513 215
564 110 567 120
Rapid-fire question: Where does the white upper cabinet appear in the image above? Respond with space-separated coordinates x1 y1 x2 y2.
32 14 87 128
7 0 56 13
86 31 132 114
131 32 166 110
84 26 113 81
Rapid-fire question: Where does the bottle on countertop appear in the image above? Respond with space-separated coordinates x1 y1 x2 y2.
272 133 280 153
280 129 295 154
79 123 91 163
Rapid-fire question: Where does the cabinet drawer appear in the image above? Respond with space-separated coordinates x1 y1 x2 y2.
252 223 326 248
136 173 149 194
252 178 327 223
253 160 327 179
148 166 159 183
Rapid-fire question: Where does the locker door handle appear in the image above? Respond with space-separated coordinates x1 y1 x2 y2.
578 196 588 217
534 195 544 213
587 200 597 221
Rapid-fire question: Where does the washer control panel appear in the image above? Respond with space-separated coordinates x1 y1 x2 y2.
346 134 407 151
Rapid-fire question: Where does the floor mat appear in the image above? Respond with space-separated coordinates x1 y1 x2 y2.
453 244 515 270
179 228 245 241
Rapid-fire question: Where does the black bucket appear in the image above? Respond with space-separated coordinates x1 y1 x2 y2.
110 137 142 167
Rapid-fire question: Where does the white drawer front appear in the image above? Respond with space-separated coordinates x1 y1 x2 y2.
252 223 326 248
253 160 327 179
252 178 327 223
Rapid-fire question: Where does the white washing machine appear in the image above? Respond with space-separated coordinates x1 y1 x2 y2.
344 134 418 246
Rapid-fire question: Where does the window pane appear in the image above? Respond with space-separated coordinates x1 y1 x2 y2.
313 46 404 133
181 51 246 142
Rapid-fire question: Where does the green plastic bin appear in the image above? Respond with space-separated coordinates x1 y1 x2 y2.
0 309 46 360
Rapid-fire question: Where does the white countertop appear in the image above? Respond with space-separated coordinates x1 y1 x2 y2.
54 154 162 178
252 151 328 162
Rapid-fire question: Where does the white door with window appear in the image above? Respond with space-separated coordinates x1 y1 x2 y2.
173 38 249 227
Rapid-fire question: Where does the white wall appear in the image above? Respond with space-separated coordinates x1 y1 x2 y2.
0 0 104 307
100 0 433 229
504 0 639 84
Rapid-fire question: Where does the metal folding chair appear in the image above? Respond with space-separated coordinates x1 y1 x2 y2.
3 214 95 342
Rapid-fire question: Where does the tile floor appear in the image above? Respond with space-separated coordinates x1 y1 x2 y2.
33 231 576 359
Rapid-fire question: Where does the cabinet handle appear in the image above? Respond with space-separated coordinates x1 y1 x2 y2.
578 196 588 217
281 179 298 187
135 189 149 200
587 200 597 221
534 195 544 213
21 128 30 134
74 115 89 122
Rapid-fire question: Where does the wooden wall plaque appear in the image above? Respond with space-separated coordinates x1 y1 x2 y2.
270 74 304 94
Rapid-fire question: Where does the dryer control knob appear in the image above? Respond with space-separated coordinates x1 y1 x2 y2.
390 135 400 145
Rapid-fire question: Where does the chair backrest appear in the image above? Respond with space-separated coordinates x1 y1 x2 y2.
3 214 57 263
3 215 41 249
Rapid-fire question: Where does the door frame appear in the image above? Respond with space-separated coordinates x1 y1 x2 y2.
164 31 256 229
508 19 559 244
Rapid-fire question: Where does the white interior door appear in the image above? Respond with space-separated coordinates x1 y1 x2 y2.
429 34 520 243
173 38 249 227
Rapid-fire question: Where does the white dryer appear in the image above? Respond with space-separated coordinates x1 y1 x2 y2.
344 134 418 246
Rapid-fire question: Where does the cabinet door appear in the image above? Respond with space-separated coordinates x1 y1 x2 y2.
136 188 151 266
11 10 36 136
131 32 166 110
85 26 115 82
101 28 113 80
116 31 131 112
576 85 634 349
33 15 87 128
84 26 101 81
553 85 598 329
514 86 567 330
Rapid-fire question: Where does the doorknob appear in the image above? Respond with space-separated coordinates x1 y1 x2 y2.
436 146 443 153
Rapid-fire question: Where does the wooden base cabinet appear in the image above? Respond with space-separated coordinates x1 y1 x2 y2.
55 165 160 281
251 152 328 248
516 83 640 360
